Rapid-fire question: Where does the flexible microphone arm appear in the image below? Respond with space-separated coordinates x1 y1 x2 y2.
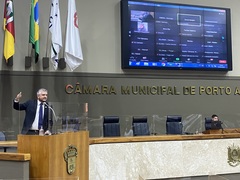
221 121 226 134
43 102 57 122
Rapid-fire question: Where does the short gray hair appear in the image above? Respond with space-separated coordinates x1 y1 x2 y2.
37 88 48 95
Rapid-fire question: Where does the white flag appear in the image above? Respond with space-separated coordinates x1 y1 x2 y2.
49 0 62 70
65 0 83 71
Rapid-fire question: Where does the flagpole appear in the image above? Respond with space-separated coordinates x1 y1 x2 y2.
62 2 67 60
45 26 50 58
42 26 50 68
58 28 66 69
58 0 67 69
27 1 30 58
42 0 51 69
25 0 33 68
42 0 53 69
45 1 52 58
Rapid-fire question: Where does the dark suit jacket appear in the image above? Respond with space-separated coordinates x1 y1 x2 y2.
13 99 49 134
211 120 223 130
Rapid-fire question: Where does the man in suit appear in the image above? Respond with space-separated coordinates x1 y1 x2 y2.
13 88 51 135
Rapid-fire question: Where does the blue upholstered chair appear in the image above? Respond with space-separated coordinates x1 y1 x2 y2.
166 116 183 135
103 116 120 137
132 116 150 136
205 117 212 130
0 131 6 141
0 131 7 152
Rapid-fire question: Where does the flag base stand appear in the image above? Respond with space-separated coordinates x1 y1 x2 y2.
42 57 49 69
58 58 66 69
25 56 32 68
6 57 13 67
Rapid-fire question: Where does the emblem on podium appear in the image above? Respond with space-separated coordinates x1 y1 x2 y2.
64 145 78 174
227 144 240 167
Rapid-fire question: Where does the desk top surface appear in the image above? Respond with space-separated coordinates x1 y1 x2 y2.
0 140 17 147
89 130 240 144
2 129 240 146
0 152 30 161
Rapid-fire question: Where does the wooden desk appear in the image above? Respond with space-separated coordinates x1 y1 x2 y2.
0 152 30 161
89 133 240 179
89 133 240 144
203 128 240 134
0 141 17 152
2 131 240 148
3 132 240 179
0 152 30 179
2 132 240 148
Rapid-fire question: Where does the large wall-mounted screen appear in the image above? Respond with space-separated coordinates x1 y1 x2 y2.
121 0 232 71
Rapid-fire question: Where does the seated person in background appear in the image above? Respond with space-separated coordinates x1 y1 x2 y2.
212 114 219 122
211 114 223 129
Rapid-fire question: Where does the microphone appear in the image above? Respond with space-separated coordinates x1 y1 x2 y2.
43 102 58 135
220 121 227 133
43 102 57 122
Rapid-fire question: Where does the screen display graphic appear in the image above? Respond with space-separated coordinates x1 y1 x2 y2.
121 0 232 71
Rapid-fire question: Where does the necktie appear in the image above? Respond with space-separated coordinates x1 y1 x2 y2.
38 103 43 129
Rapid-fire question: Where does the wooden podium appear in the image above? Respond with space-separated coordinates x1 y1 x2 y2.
17 131 89 179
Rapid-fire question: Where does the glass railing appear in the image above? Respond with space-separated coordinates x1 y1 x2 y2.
88 113 240 137
2 101 240 139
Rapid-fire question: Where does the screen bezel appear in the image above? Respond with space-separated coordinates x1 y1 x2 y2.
121 0 233 71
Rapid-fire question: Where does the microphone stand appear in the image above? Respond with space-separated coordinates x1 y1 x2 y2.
44 102 57 134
